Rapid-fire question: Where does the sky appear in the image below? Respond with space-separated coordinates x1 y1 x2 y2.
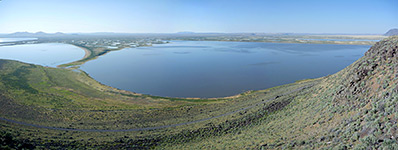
0 0 397 34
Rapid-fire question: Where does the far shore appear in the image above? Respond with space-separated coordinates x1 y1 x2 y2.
55 35 386 68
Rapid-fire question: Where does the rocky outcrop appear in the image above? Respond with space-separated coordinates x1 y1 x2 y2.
365 36 398 63
333 37 397 101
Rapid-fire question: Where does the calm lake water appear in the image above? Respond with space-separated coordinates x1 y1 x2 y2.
0 43 85 67
80 41 370 98
0 38 37 43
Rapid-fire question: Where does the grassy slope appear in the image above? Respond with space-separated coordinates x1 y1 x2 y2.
0 37 397 149
0 58 319 149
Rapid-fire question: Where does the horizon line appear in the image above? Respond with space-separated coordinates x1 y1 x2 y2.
0 31 389 35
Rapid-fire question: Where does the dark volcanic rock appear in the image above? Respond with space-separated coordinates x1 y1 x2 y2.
336 37 398 97
365 37 398 63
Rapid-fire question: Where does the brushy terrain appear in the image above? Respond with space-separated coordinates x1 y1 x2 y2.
0 36 397 149
0 57 317 149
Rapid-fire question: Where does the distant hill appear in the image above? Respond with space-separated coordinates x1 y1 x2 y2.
7 31 66 37
384 28 398 36
177 31 196 34
8 32 33 37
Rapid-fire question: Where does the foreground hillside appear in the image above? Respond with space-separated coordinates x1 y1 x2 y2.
0 37 397 149
0 56 318 149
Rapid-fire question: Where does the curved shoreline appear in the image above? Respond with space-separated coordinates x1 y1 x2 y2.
59 43 248 100
57 44 128 68
59 42 324 100
0 41 324 100
72 44 92 60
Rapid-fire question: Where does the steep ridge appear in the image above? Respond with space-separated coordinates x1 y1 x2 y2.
263 36 398 149
311 36 398 149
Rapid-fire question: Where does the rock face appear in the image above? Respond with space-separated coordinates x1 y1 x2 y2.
384 29 398 36
337 36 397 97
365 37 398 62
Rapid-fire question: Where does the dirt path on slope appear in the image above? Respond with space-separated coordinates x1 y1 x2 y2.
0 85 313 132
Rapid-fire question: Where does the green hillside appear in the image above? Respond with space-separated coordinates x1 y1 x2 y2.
1 37 397 149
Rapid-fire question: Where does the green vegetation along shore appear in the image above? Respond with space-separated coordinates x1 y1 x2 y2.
1 36 398 149
57 44 129 68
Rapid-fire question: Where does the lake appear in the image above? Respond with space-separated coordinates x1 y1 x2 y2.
80 41 370 98
0 43 85 67
0 38 38 43
299 38 380 42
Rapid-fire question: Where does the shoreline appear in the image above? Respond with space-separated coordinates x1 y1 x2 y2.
51 38 375 99
56 37 382 68
75 45 92 60
56 40 365 100
172 39 379 46
57 44 127 68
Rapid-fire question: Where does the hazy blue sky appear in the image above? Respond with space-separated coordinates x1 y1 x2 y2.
0 0 396 34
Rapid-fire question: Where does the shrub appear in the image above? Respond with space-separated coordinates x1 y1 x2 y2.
381 139 398 150
360 134 377 147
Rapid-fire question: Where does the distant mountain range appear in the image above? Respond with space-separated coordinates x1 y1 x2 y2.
7 31 66 37
384 28 398 36
2 29 397 38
